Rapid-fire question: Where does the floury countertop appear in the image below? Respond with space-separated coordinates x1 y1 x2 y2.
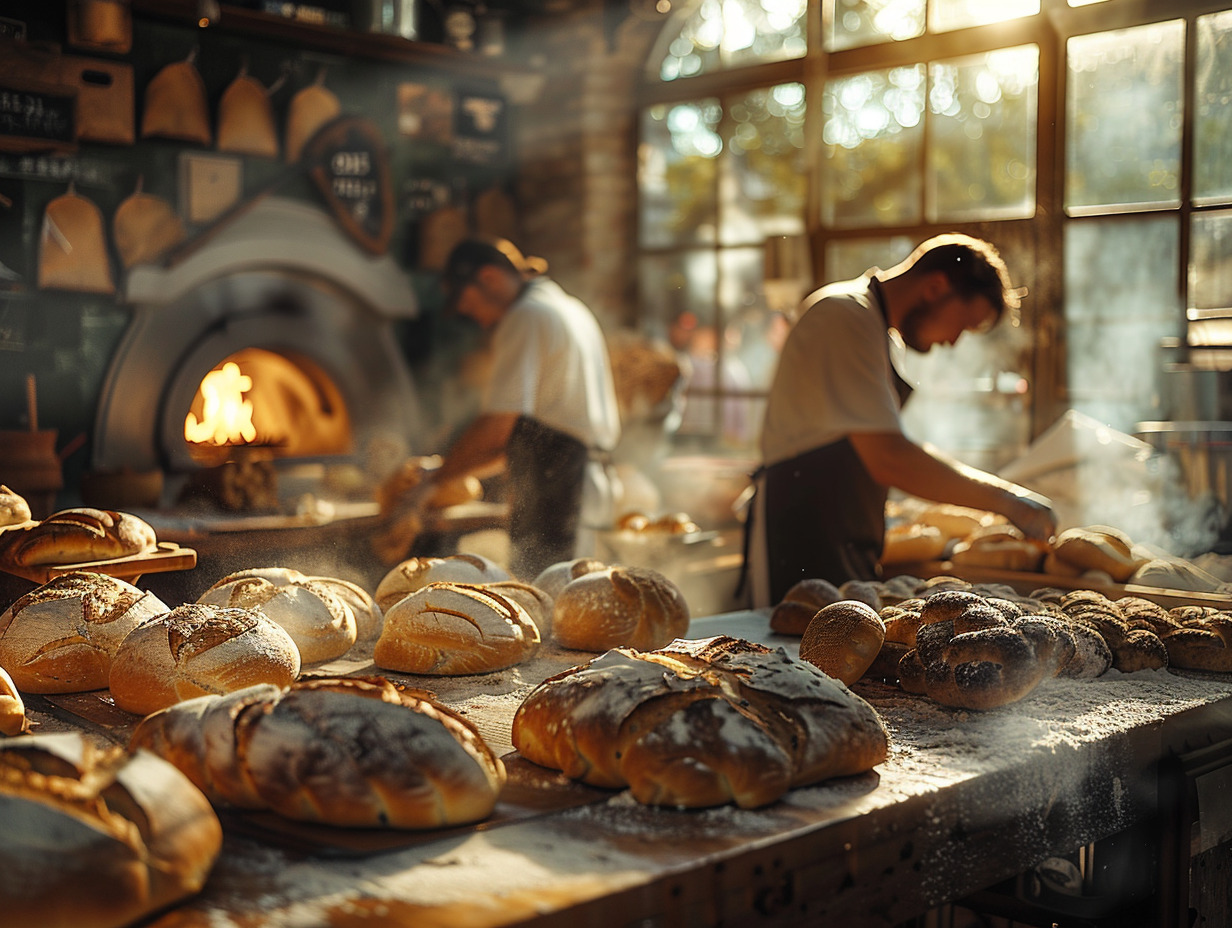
23 607 1232 927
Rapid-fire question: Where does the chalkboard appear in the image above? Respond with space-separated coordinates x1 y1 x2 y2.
0 80 76 153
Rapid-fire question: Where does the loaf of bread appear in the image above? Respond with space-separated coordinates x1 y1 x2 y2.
881 523 947 565
375 553 510 612
0 665 28 735
207 567 383 641
485 579 554 638
950 524 1048 572
198 568 356 664
551 565 689 652
1049 526 1144 583
108 603 301 716
1058 589 1168 672
512 635 889 809
0 485 31 528
769 578 842 635
915 503 1005 541
130 676 506 828
0 508 157 567
0 732 222 928
798 601 886 685
0 571 168 693
1159 605 1232 672
532 557 607 600
374 581 541 675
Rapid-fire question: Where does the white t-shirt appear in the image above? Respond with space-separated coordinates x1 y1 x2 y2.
759 272 904 466
483 277 621 452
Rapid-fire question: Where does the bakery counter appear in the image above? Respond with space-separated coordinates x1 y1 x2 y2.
23 609 1232 928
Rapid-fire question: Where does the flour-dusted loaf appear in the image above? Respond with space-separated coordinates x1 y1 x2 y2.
130 676 507 828
375 553 510 611
551 565 689 651
798 600 886 685
0 571 168 693
769 577 843 636
108 603 301 716
0 485 31 528
0 507 157 567
512 635 889 809
198 568 356 663
532 557 607 600
0 732 223 928
374 581 541 675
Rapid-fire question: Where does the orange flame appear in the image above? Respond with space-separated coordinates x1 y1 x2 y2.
185 361 258 445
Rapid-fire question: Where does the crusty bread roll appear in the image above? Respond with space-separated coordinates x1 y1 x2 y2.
485 579 554 638
512 635 889 809
881 522 946 565
551 566 689 652
1161 608 1232 671
130 676 506 829
950 524 1048 572
769 578 842 636
798 601 886 685
0 485 31 528
0 571 168 694
375 553 510 612
198 569 356 664
1049 526 1144 583
0 732 222 928
0 508 157 567
532 557 607 600
108 603 301 716
373 581 541 675
915 503 1006 541
0 664 28 735
213 567 383 642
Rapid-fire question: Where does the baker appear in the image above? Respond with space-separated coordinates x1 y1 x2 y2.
746 233 1057 607
420 238 622 580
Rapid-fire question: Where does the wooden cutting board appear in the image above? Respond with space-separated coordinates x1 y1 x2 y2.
0 541 197 584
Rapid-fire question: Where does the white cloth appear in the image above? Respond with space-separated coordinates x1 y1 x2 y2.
483 277 621 451
758 271 904 467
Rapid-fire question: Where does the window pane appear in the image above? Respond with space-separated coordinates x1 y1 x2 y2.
721 84 807 245
929 0 1038 34
1195 11 1232 205
825 0 924 53
824 235 915 282
1064 216 1182 432
927 46 1038 222
640 251 718 340
657 0 806 82
639 101 722 247
1191 209 1232 311
1065 21 1185 213
821 66 926 227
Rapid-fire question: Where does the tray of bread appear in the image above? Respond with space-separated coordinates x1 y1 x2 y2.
0 504 197 583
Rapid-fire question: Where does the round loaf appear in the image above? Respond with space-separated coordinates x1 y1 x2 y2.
485 579 554 638
1162 627 1232 672
0 571 168 693
0 508 157 567
213 568 383 641
375 554 510 611
0 485 31 528
552 565 689 652
950 525 1047 572
130 676 507 828
881 522 946 565
0 664 28 735
533 557 607 600
769 577 842 636
512 635 889 809
373 581 541 675
915 503 1005 540
198 570 356 664
1050 526 1143 583
108 603 301 716
0 732 222 928
798 601 886 685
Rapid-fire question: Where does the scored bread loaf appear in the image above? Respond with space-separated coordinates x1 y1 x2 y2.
373 581 541 675
552 565 689 652
198 568 356 663
0 732 223 928
0 508 157 567
532 557 607 601
375 553 510 612
206 567 383 641
512 635 889 809
1049 526 1144 583
108 603 301 716
0 571 168 693
129 676 507 829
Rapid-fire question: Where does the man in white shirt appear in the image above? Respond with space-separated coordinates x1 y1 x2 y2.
430 239 622 579
748 233 1056 606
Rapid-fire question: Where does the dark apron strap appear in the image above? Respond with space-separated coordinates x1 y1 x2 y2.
505 416 589 580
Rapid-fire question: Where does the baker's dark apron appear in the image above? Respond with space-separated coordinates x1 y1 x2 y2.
505 415 589 579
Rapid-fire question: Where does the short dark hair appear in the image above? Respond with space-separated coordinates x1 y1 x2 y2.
440 239 522 309
906 233 1022 323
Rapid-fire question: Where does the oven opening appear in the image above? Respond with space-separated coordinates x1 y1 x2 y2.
182 348 352 467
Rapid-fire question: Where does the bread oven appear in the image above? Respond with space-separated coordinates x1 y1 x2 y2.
91 196 423 511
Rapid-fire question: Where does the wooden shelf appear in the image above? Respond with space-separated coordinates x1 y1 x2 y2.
130 0 535 80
